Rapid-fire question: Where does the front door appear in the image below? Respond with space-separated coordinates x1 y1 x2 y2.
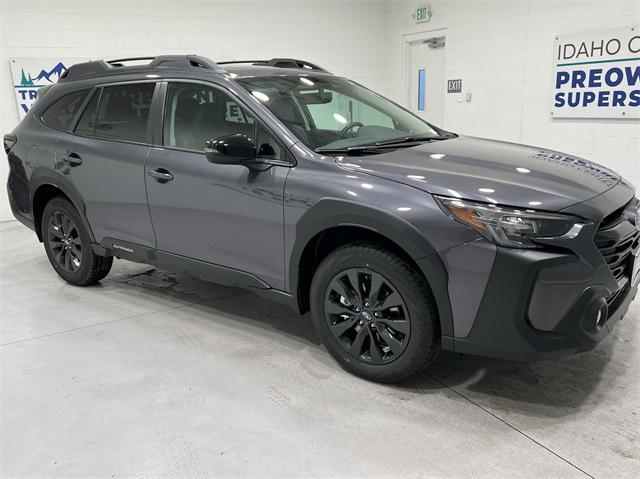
407 36 446 126
57 82 157 247
145 81 290 290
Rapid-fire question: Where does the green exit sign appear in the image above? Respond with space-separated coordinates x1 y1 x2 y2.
415 6 430 23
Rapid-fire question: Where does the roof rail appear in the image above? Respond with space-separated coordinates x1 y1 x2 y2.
218 58 330 73
59 55 223 82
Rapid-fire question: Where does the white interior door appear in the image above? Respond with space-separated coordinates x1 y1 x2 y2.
407 36 446 127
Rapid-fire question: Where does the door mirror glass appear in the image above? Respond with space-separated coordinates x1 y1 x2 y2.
205 133 256 164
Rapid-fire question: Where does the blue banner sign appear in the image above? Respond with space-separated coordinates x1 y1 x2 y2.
551 26 639 118
9 57 88 120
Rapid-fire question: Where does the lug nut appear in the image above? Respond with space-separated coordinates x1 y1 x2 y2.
374 312 380 317
364 302 369 307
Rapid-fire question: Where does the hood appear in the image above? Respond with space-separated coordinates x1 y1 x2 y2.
334 135 621 212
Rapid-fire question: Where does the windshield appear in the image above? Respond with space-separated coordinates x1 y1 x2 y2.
236 75 441 151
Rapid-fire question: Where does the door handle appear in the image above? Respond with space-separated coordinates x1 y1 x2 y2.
63 151 83 166
148 168 174 183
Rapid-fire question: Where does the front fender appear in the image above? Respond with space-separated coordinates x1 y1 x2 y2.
287 198 454 336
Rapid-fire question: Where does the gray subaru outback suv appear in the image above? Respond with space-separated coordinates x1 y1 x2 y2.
5 55 639 382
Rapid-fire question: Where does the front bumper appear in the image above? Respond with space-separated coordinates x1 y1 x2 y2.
440 189 639 362
444 246 637 362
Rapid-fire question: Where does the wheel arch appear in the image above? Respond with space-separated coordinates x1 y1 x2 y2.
30 168 95 243
288 199 453 336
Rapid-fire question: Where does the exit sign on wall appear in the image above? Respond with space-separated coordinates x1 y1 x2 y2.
415 6 430 23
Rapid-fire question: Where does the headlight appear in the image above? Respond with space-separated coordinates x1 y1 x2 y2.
434 195 582 249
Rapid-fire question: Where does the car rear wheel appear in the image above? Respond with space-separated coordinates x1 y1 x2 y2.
42 197 113 286
310 243 440 383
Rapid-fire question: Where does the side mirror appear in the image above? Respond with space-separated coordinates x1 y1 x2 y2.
205 134 256 164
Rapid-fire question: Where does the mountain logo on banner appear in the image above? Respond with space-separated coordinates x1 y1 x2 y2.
10 58 87 120
18 62 68 87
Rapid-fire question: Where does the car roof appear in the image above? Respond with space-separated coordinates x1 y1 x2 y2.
223 64 334 79
58 55 332 84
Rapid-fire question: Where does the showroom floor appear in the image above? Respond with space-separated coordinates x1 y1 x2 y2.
1 220 638 478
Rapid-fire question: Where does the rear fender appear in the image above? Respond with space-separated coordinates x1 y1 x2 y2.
29 167 96 243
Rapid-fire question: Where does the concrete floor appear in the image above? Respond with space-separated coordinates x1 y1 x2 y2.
0 220 638 478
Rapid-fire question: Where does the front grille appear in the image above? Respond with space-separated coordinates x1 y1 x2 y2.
595 228 639 282
594 198 639 284
600 201 629 228
606 282 630 312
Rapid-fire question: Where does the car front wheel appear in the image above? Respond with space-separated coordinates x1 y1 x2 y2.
310 243 440 383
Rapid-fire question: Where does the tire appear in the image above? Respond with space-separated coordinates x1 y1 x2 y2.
41 197 113 286
310 243 440 383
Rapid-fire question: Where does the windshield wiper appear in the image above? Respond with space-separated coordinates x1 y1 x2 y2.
370 134 450 146
316 135 449 155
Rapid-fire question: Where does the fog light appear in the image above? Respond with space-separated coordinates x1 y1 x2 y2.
595 303 608 331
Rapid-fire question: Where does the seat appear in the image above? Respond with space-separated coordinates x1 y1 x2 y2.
173 97 200 150
196 100 254 144
97 93 133 139
265 95 310 145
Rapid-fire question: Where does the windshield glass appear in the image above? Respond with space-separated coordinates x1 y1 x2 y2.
236 75 441 151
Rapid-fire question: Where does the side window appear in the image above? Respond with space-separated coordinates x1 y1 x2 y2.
41 89 89 131
305 89 394 131
74 90 100 136
163 82 255 151
94 83 155 143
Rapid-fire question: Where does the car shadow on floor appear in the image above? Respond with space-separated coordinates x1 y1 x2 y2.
404 347 618 414
101 265 630 417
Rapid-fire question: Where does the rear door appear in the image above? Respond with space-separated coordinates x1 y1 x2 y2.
144 81 290 290
56 81 158 247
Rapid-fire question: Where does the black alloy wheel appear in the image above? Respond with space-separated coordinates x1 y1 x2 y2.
310 243 440 383
47 210 83 273
324 268 410 364
41 197 113 285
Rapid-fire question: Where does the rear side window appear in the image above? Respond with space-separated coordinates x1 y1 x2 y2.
41 89 89 131
94 83 155 143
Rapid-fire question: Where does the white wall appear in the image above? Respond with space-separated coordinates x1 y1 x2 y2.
0 0 638 222
385 0 639 189
0 0 390 221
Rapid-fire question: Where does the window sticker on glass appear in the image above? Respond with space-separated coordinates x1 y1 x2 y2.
226 101 253 123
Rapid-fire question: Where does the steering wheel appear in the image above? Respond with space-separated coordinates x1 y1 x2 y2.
339 121 363 137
